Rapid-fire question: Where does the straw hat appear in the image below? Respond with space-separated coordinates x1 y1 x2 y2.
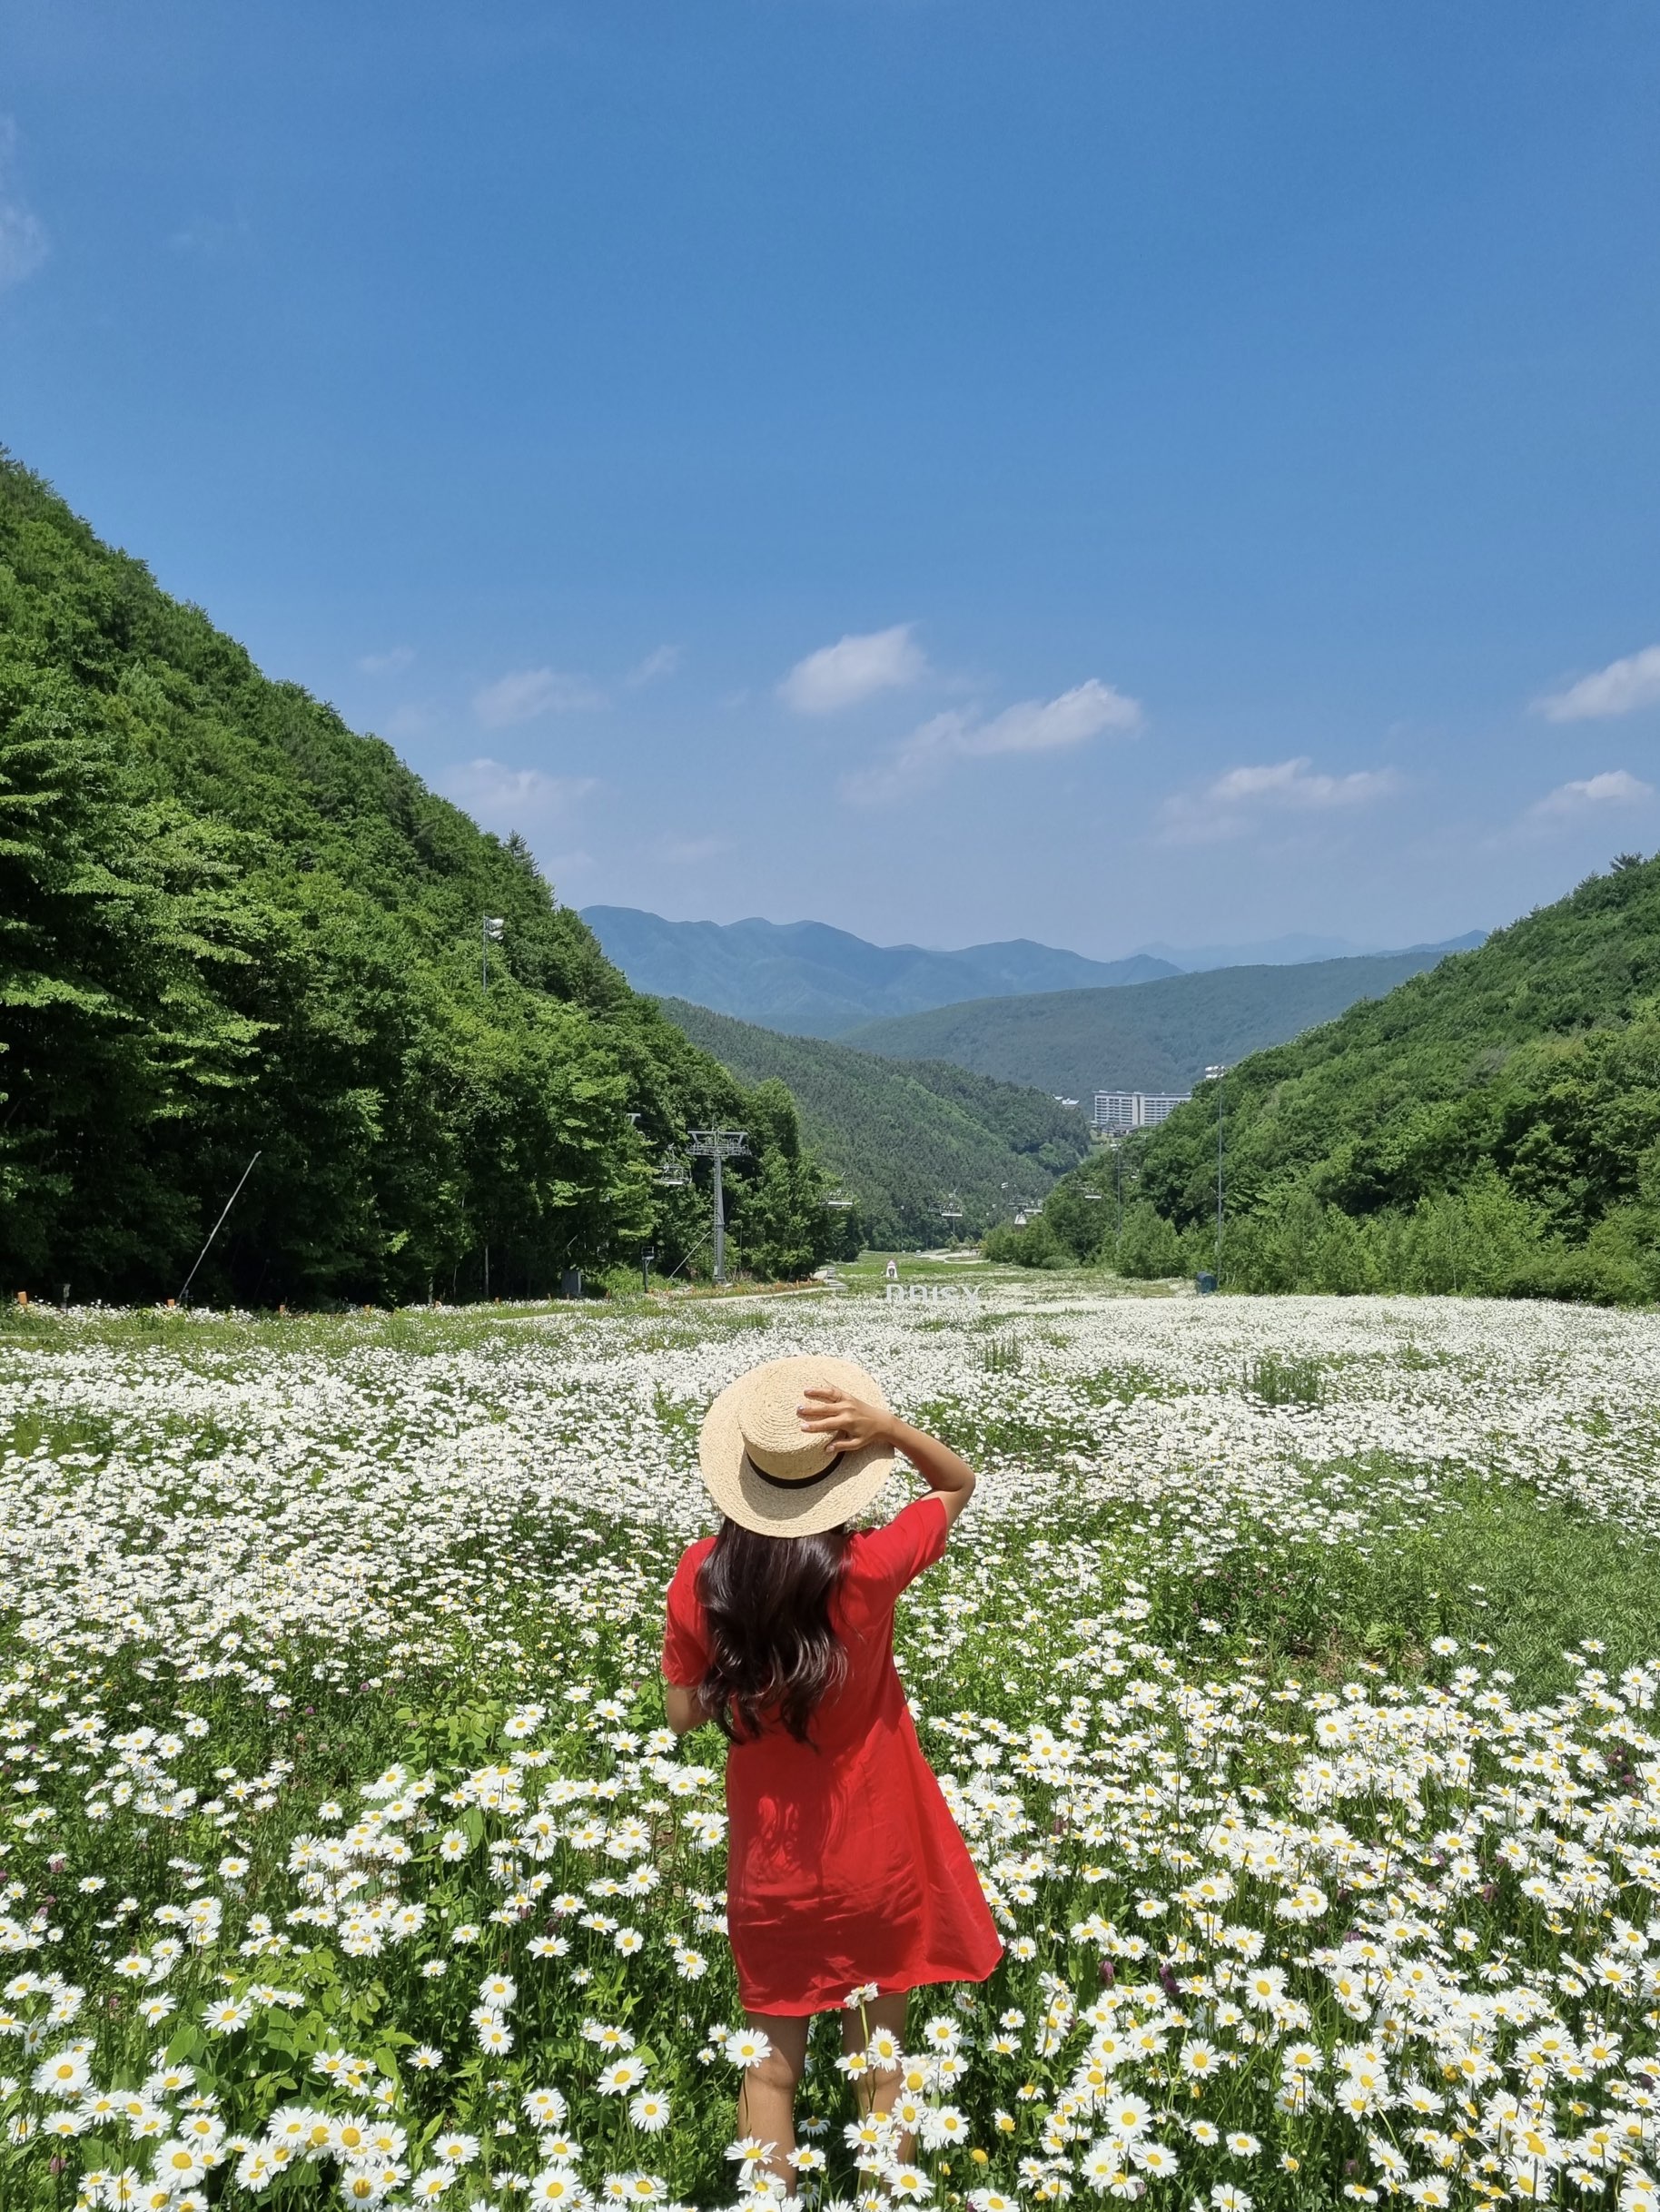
698 1354 896 1537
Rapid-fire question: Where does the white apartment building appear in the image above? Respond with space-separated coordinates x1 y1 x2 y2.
1092 1090 1191 1134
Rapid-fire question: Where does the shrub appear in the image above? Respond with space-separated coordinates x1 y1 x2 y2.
1116 1199 1188 1279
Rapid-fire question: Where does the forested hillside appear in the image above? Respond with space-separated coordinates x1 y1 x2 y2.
840 943 1470 1095
585 904 1171 1035
660 998 1090 1245
1000 856 1660 1304
0 457 844 1300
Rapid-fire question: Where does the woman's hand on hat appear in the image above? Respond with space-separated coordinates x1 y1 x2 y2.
797 1386 892 1454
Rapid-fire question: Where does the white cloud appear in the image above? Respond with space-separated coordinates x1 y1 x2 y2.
960 681 1142 755
1529 768 1654 818
359 645 415 676
438 759 598 833
0 119 46 295
625 644 682 687
1159 756 1399 844
473 667 606 727
780 623 928 714
844 678 1141 805
1536 645 1660 722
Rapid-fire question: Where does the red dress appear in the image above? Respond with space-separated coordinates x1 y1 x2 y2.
661 1496 1002 2016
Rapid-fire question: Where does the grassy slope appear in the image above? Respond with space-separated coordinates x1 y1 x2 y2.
837 945 1463 1095
0 457 774 1297
0 459 629 1005
1137 854 1660 1234
658 998 1090 1244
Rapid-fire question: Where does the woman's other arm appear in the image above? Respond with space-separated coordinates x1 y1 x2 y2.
663 1681 706 1735
797 1387 977 1526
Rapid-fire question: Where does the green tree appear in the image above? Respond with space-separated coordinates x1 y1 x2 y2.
0 641 262 1285
1116 1200 1188 1280
0 454 845 1302
1098 857 1660 1306
730 1083 838 1279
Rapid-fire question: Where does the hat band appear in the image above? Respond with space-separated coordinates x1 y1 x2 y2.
746 1449 846 1493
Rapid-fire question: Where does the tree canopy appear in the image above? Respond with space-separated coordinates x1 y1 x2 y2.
0 455 844 1300
991 855 1660 1304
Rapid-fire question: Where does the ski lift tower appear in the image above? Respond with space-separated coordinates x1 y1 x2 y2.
940 1191 964 1239
689 1129 748 1285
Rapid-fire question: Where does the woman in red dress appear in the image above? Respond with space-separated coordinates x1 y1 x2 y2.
661 1354 1002 2185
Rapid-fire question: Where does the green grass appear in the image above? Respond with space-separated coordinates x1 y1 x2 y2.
1243 1351 1326 1406
1035 1467 1660 1702
1181 1475 1660 1695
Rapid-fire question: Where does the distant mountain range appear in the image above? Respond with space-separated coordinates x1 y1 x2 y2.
583 904 1484 1039
839 944 1479 1099
1137 930 1483 972
581 908 1176 1035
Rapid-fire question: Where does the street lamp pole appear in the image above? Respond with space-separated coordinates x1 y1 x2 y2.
1204 1065 1228 1281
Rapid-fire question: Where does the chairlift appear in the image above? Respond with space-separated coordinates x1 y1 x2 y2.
1081 1188 1104 1201
940 1190 964 1220
823 1190 855 1210
656 1158 690 1190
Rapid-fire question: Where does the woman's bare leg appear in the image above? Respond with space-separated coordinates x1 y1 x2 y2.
737 2010 810 2190
842 1990 914 2160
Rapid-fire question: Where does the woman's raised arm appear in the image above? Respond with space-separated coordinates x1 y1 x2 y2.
796 1387 978 1526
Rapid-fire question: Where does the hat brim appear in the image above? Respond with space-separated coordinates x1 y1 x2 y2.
697 1355 898 1537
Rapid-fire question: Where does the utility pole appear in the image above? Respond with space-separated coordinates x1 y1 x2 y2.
1204 1065 1227 1281
689 1130 748 1285
482 913 505 990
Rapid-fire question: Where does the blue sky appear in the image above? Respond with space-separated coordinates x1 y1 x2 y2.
4 2 1658 959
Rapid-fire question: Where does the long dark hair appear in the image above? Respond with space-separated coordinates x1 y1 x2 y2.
696 1519 850 1744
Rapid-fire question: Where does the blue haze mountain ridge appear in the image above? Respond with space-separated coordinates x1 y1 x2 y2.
580 907 1177 1037
583 905 1487 1041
